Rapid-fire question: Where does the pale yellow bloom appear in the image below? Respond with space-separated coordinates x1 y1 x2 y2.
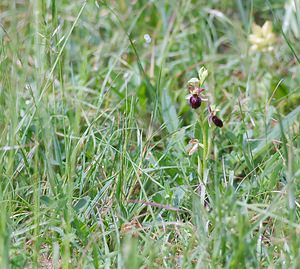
249 21 276 52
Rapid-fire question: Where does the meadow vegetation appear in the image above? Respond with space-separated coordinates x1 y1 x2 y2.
0 0 300 268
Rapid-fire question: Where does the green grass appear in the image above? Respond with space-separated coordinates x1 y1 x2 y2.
0 0 300 268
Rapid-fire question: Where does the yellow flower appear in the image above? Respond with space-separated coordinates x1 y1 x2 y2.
249 21 276 52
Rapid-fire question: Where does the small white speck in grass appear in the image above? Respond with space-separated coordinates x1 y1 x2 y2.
143 34 151 44
123 72 130 79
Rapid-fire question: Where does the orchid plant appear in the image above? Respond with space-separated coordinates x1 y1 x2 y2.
185 67 223 206
186 67 223 128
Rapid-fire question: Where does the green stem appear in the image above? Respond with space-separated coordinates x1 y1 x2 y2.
198 110 209 206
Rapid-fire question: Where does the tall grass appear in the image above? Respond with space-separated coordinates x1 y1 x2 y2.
0 0 299 268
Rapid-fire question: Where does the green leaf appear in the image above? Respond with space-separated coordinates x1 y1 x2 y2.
74 197 89 212
40 195 54 207
161 88 179 133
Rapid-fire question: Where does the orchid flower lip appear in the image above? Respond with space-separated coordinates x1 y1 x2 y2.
189 95 201 109
212 115 223 128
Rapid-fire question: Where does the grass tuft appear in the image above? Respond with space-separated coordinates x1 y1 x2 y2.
0 0 300 268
